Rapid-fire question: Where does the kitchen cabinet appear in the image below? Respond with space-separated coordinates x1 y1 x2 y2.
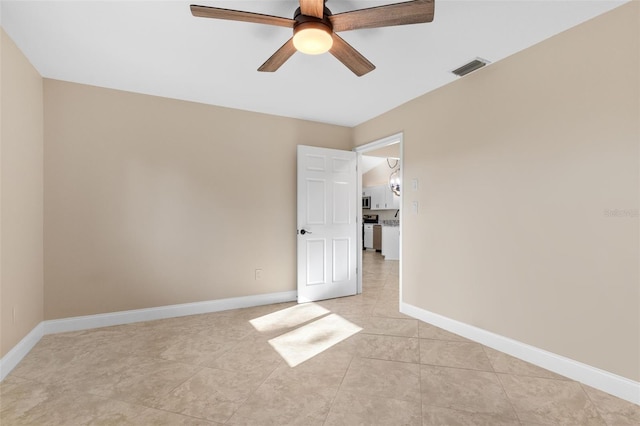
367 184 399 210
369 185 384 210
382 226 400 260
385 188 400 210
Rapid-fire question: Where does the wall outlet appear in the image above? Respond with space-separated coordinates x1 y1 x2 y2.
255 269 263 281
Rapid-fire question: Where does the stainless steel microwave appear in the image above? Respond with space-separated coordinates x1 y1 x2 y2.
362 196 371 209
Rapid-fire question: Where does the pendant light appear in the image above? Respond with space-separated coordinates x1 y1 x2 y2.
387 158 400 196
389 168 401 196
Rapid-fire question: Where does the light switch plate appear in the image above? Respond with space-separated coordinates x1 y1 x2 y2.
411 178 419 191
412 201 419 214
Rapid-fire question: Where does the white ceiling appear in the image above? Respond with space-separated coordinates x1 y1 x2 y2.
1 1 627 127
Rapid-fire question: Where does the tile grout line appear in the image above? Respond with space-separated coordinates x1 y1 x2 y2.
221 360 284 425
480 344 523 424
321 352 357 426
578 382 614 426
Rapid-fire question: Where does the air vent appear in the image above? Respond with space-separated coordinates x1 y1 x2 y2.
451 58 490 77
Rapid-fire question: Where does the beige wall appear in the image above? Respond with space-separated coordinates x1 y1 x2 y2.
354 3 639 381
43 80 352 320
0 29 44 357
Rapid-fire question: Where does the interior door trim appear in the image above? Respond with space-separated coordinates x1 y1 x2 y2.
353 132 404 297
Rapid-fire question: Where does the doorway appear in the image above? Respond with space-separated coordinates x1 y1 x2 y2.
354 133 403 301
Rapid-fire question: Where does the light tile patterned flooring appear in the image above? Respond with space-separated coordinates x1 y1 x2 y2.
2 251 639 425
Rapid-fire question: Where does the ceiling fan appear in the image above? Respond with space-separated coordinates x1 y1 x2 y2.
190 0 435 77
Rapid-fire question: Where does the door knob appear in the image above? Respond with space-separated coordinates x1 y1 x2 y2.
299 229 312 235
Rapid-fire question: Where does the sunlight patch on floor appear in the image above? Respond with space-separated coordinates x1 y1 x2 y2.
249 302 330 333
267 314 362 367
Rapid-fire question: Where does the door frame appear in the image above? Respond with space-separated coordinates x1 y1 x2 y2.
353 132 403 297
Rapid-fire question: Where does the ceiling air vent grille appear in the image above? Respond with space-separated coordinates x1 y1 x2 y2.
451 58 490 77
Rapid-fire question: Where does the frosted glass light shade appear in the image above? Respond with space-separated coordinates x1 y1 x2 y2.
389 168 401 196
293 24 333 55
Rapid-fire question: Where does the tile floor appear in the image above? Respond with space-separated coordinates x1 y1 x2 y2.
2 251 639 425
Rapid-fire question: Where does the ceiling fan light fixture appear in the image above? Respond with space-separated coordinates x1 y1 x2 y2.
191 0 435 75
293 22 333 55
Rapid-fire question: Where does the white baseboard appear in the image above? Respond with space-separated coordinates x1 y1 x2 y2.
44 290 298 334
0 290 297 381
401 302 640 405
0 322 44 381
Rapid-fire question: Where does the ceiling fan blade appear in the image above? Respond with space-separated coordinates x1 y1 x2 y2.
299 0 324 19
190 5 294 28
329 34 375 77
258 38 297 72
329 0 434 32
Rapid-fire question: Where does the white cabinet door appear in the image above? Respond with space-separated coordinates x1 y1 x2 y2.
370 185 385 210
386 188 400 210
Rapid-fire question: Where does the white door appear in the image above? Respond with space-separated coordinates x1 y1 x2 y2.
297 145 358 303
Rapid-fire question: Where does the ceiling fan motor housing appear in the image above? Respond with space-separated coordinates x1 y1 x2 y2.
292 7 334 54
293 6 333 31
